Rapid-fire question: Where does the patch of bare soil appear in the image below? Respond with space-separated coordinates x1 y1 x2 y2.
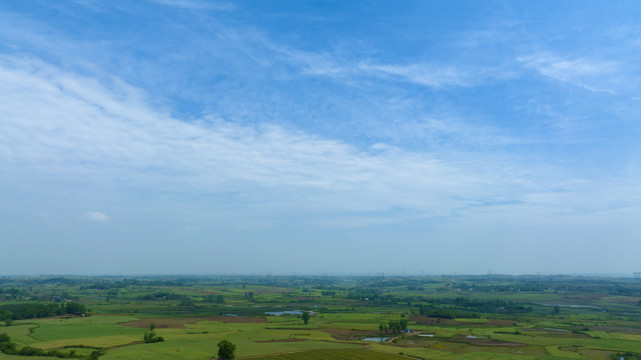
448 335 526 347
592 325 641 334
472 339 526 347
49 314 82 319
523 328 591 338
410 316 456 325
409 316 514 327
119 315 266 329
317 328 380 341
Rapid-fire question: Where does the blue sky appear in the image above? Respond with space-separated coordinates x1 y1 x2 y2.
1 1 641 275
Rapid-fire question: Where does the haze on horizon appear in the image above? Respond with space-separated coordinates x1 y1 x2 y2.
1 1 641 276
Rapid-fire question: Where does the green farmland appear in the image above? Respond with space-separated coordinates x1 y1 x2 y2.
2 275 641 359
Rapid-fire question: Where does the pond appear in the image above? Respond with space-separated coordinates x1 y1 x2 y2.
264 310 313 316
362 337 391 342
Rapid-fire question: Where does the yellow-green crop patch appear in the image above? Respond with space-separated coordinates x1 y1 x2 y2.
243 348 409 360
36 335 141 350
545 345 583 358
25 316 144 343
0 354 59 360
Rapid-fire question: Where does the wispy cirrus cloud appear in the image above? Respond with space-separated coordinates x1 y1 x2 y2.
281 49 496 88
0 56 523 225
358 63 483 88
519 53 619 93
1 54 638 230
271 43 498 88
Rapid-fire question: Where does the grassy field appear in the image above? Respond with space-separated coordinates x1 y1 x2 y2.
244 349 411 359
2 275 641 359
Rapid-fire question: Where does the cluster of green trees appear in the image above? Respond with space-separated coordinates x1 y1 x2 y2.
203 294 225 303
379 318 408 334
80 280 135 290
137 292 185 301
609 285 641 296
0 288 28 299
418 307 479 319
346 289 382 301
0 333 78 358
0 302 86 321
139 292 226 305
142 332 164 343
88 350 105 360
0 333 15 354
79 277 195 290
143 324 164 343
418 297 532 315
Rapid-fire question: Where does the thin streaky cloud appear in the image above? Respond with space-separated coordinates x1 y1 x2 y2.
358 63 477 88
270 43 496 88
519 53 618 93
1 55 638 229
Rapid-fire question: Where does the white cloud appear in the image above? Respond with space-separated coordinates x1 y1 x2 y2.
84 211 108 223
1 55 639 228
358 63 480 88
519 53 618 93
271 45 494 88
273 46 347 76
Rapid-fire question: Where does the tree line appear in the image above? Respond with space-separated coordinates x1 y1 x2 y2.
1 333 80 358
0 302 86 321
417 297 533 316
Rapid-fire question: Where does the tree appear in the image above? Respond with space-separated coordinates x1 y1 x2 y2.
179 297 194 307
0 333 17 354
379 322 388 333
553 305 560 314
143 324 164 344
143 332 164 343
217 340 236 360
388 321 401 335
88 350 105 360
301 311 310 325
65 302 86 316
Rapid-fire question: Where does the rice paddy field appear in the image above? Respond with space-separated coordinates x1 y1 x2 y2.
2 275 641 359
